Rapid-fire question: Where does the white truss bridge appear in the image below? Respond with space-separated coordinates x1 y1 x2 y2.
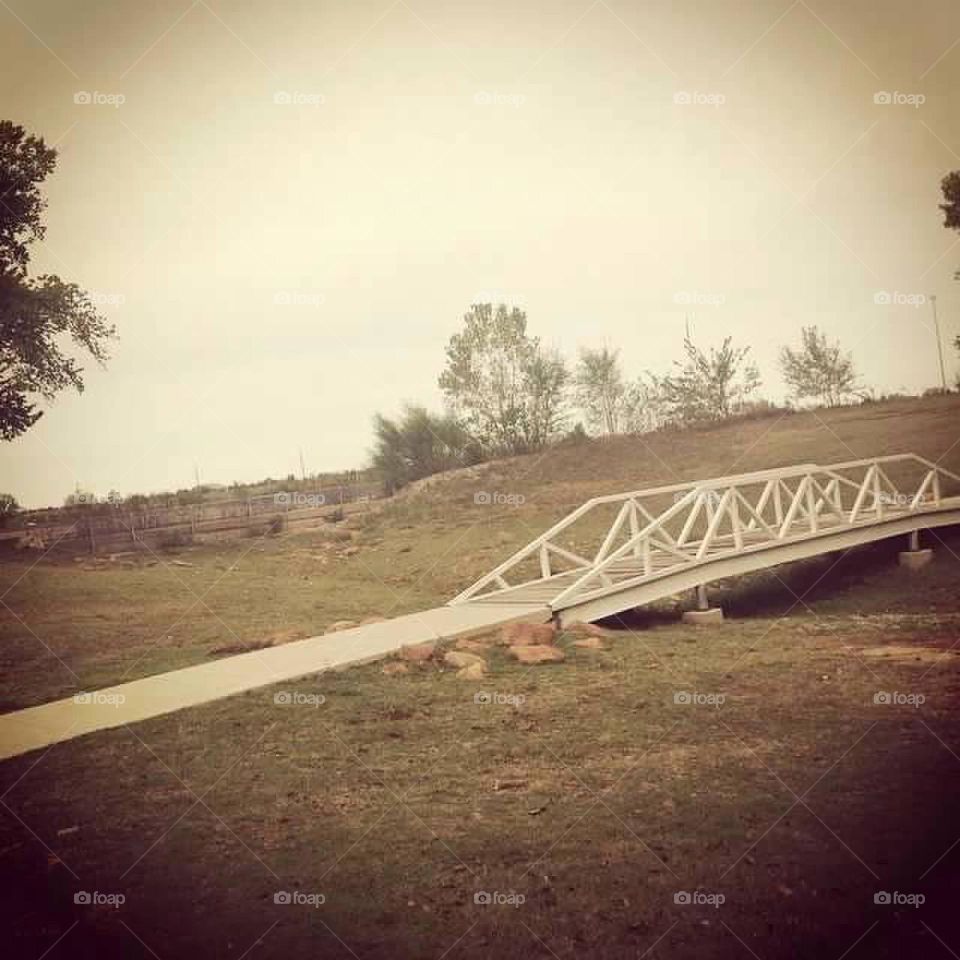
450 454 960 625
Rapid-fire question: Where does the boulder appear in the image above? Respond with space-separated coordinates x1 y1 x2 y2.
507 644 565 664
325 620 357 634
573 636 607 650
382 662 409 675
501 622 557 646
455 635 494 653
443 651 485 669
400 642 436 663
566 621 611 638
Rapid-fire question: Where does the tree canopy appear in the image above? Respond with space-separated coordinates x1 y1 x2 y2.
779 326 860 406
438 303 567 455
0 121 115 440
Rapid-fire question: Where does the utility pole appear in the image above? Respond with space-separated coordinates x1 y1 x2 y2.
194 462 201 490
298 448 306 482
931 295 947 391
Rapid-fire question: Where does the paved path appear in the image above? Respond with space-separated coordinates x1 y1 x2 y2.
0 602 548 762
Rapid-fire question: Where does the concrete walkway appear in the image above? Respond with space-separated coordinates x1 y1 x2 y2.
0 602 549 762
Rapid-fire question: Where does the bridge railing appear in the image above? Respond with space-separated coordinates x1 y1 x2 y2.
450 454 960 608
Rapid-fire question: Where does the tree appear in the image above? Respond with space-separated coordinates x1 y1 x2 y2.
438 303 568 454
575 347 626 434
656 336 761 426
371 404 480 494
520 346 568 448
622 373 668 434
779 326 860 406
1 121 115 440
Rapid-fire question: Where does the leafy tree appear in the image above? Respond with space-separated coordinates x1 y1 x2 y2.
575 347 626 434
779 325 860 406
622 373 668 433
657 336 761 426
520 346 568 449
438 303 568 454
1 121 115 440
371 404 480 494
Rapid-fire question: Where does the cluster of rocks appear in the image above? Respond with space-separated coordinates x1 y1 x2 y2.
381 618 613 678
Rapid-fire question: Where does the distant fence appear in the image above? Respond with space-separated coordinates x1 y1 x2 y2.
2 483 383 558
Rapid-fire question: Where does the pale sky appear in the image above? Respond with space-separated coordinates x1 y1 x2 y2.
2 0 960 507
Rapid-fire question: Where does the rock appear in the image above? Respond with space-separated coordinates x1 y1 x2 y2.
566 621 611 638
573 636 607 650
326 620 357 634
455 635 494 652
457 661 486 680
382 662 409 676
501 622 557 646
444 651 485 669
400 642 436 663
342 546 360 557
507 645 565 664
360 615 387 625
494 778 528 791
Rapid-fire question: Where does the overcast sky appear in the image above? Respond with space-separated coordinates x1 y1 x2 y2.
2 0 960 507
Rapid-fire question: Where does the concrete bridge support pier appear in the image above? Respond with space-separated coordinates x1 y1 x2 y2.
898 529 933 570
682 584 725 625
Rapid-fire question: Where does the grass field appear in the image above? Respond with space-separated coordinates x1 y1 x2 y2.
2 395 960 958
